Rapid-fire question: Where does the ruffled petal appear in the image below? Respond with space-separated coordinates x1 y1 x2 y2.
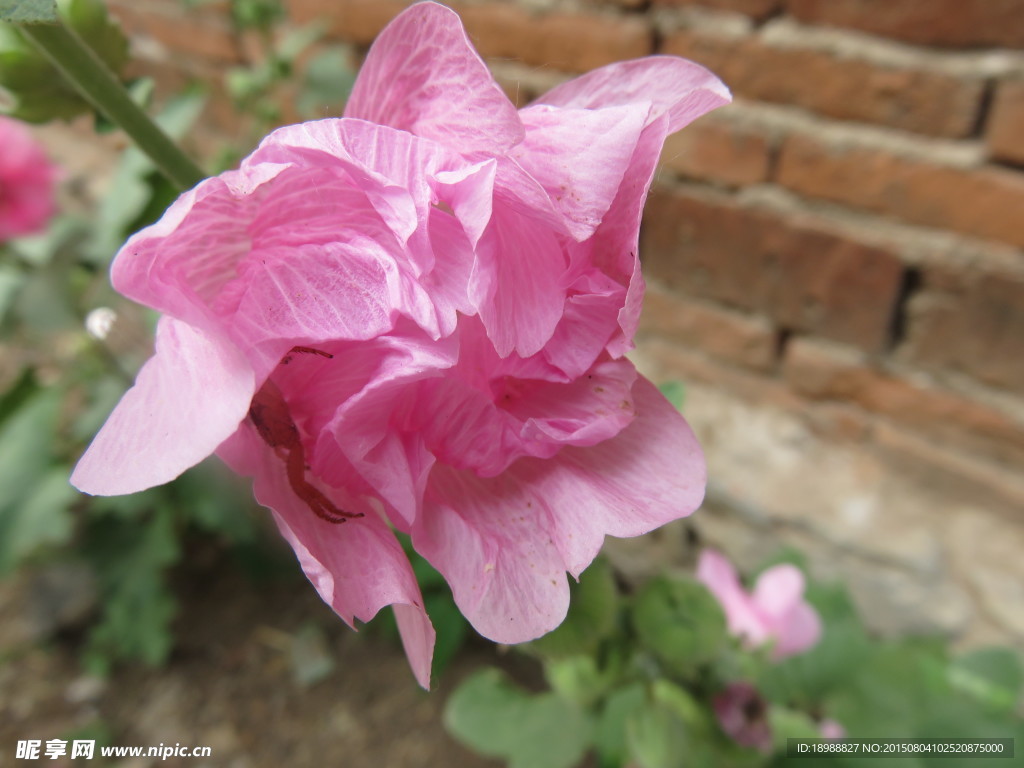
511 104 648 242
415 463 570 643
535 56 731 134
471 206 567 358
217 427 435 688
71 317 255 495
415 374 704 642
535 375 705 576
345 2 523 155
112 164 286 330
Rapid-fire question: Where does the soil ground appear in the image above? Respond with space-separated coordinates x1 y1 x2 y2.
0 542 513 768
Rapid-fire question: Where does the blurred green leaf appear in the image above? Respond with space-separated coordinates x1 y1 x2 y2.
0 263 23 322
545 654 613 709
297 45 355 118
444 668 592 768
595 683 646 768
626 697 689 768
758 581 871 707
632 574 727 676
948 647 1022 715
0 367 38 424
658 380 686 411
0 388 66 573
532 556 619 659
0 0 127 121
83 506 180 670
423 588 468 680
0 0 57 23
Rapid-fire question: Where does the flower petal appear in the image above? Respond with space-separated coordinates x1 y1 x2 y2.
345 2 523 155
415 463 570 644
71 317 254 495
414 374 704 642
753 564 821 658
536 375 705 576
535 56 730 134
471 206 567 358
697 549 769 646
217 427 435 688
511 104 648 242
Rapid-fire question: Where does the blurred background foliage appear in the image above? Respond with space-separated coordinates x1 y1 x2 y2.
0 0 1021 765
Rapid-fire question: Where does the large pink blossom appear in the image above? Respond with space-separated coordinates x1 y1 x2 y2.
697 549 821 661
0 116 57 241
72 2 729 687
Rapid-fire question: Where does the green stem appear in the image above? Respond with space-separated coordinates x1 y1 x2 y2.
20 22 206 190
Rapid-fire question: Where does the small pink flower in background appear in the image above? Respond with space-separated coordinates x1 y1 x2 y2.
820 719 846 740
713 682 773 753
697 549 821 660
72 1 730 687
0 116 58 242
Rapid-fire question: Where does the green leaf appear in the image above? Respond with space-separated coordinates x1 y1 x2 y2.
0 0 57 23
595 684 647 768
444 668 592 768
83 506 180 669
632 574 727 676
658 380 686 411
626 697 689 768
0 388 62 572
0 0 127 121
0 262 25 322
545 654 612 709
422 589 468 680
3 466 76 566
57 0 128 72
531 556 619 658
297 45 356 119
948 647 1022 715
758 581 872 706
767 706 820 752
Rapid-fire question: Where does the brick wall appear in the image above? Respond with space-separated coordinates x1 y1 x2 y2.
102 0 1024 646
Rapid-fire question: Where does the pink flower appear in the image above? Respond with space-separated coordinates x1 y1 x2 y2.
820 719 846 740
72 2 729 687
697 549 821 660
713 682 772 753
0 116 57 241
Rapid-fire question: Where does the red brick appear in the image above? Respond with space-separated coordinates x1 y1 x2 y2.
641 187 905 352
659 113 773 187
109 2 243 63
776 133 1024 249
784 338 1024 467
662 30 984 139
899 267 1024 392
651 0 782 20
788 0 1024 49
535 13 651 72
289 0 412 45
458 2 541 63
987 79 1024 167
637 338 803 410
639 285 778 370
463 7 653 72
